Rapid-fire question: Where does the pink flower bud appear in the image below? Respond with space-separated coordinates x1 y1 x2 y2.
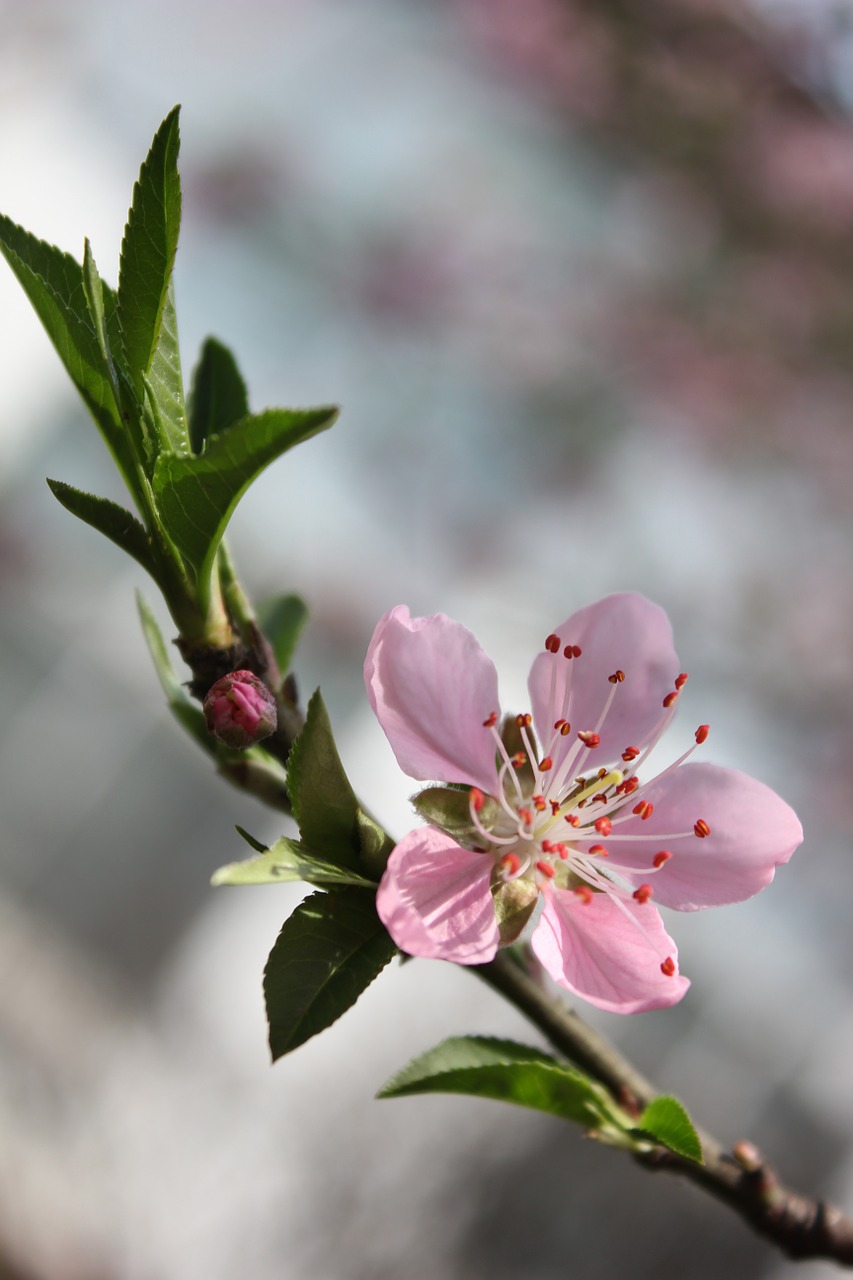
203 670 277 749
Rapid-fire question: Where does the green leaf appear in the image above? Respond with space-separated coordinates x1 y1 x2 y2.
378 1036 623 1129
264 889 395 1059
136 590 212 753
153 405 338 586
117 106 187 456
0 214 143 489
635 1096 703 1163
257 593 308 675
212 836 375 888
47 479 153 574
286 689 361 869
188 336 249 453
81 239 124 412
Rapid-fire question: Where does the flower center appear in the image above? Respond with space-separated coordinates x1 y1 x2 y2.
468 634 712 968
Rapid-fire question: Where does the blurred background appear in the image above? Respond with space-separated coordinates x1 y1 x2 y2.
1 0 852 1276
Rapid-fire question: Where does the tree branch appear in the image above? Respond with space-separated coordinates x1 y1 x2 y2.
475 950 853 1267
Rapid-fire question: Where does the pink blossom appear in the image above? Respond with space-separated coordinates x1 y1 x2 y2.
365 593 802 1014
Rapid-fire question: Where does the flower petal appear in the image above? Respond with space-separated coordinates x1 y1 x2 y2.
376 826 500 964
365 606 500 793
528 593 679 769
597 762 803 910
531 887 690 1013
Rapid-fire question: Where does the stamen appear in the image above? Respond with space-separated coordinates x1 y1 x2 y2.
653 850 672 868
663 691 679 709
694 819 711 838
633 800 654 821
482 712 498 728
539 756 553 772
536 860 555 879
675 673 689 690
564 813 580 827
573 885 593 904
533 794 547 812
500 852 521 877
564 644 582 659
632 884 653 904
588 843 609 857
622 746 640 762
470 787 485 813
660 957 676 977
608 669 626 684
695 724 709 744
577 731 600 749
594 816 612 836
545 634 561 654
515 713 532 728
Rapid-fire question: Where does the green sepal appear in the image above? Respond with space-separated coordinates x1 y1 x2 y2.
378 1036 629 1132
47 479 153 574
152 405 338 589
212 836 375 889
264 889 396 1059
257 593 308 675
634 1095 703 1163
412 785 499 844
286 688 361 870
355 808 396 881
117 106 187 458
188 336 249 453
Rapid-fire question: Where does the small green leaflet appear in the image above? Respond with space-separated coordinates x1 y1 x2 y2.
136 591 212 752
286 688 362 870
257 593 308 675
188 336 249 453
47 480 153 574
212 836 375 889
635 1095 703 1163
378 1036 628 1131
264 889 396 1059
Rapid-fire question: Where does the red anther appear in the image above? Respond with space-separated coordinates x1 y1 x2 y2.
608 669 626 684
555 844 569 859
573 885 593 904
694 818 711 838
592 792 608 805
597 767 608 779
518 808 533 825
633 800 654 821
622 746 640 762
538 756 553 772
577 731 601 749
500 852 520 876
695 724 710 744
482 712 498 728
515 712 532 728
545 634 561 654
533 794 547 812
653 850 672 868
541 839 553 853
536 860 556 879
588 843 608 857
616 775 639 796
512 752 526 769
560 722 571 736
469 787 485 812
572 645 582 657
660 956 676 977
564 813 580 827
663 691 679 709
553 718 566 732
633 884 653 904
594 816 612 836
675 673 689 690
550 800 561 816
